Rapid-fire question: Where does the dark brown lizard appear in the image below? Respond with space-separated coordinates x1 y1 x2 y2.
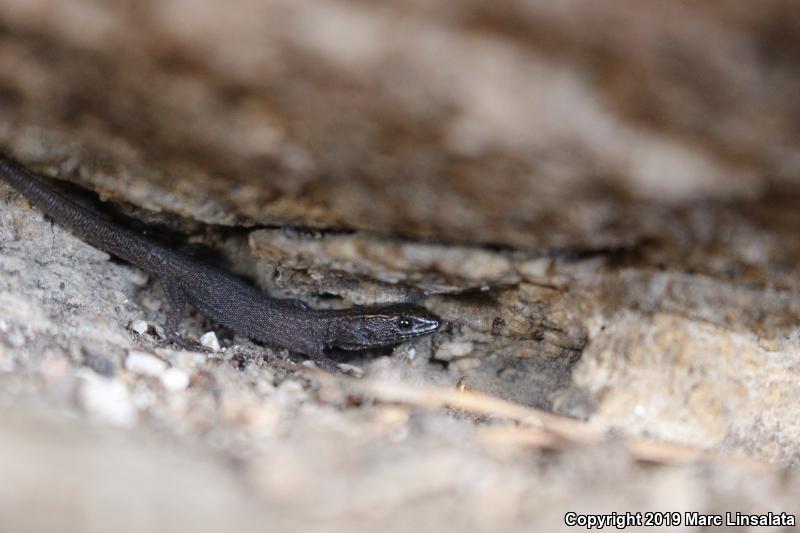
0 154 441 371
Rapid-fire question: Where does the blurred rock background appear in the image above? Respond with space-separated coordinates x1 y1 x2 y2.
0 1 799 531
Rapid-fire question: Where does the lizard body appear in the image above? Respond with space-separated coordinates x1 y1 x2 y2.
0 154 440 369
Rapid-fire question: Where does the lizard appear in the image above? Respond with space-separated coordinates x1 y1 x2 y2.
0 153 441 372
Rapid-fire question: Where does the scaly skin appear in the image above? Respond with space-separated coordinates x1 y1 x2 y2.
0 154 441 370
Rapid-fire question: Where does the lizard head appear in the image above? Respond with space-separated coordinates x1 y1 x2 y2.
331 303 442 352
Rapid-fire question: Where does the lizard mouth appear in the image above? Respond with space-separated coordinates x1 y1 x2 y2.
405 316 441 337
396 314 443 339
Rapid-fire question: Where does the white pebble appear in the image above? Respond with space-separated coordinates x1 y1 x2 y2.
129 270 149 286
163 350 206 369
200 331 221 352
404 347 417 362
130 320 149 335
634 404 646 417
125 350 167 377
76 370 137 427
160 367 190 391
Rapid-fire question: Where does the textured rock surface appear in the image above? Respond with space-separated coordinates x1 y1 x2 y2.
1 1 800 532
1 0 799 248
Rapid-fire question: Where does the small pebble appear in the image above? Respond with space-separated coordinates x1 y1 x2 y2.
200 331 221 352
130 320 149 335
125 350 167 377
76 370 137 427
161 349 206 369
129 270 149 286
160 367 190 391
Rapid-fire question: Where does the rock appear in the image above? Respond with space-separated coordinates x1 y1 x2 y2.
76 370 137 427
129 320 149 335
2 1 797 251
128 270 149 287
1 2 800 530
402 346 417 363
574 312 800 458
250 229 519 291
199 332 221 352
160 349 208 370
125 351 168 377
160 368 190 392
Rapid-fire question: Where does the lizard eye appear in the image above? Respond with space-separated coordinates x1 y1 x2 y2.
397 317 413 330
